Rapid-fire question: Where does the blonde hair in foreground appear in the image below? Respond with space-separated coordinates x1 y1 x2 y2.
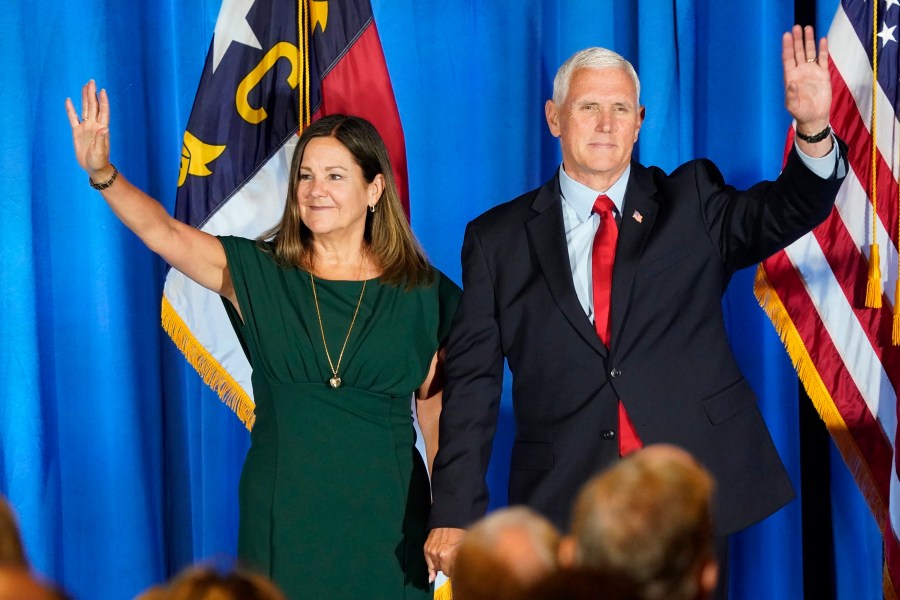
570 445 715 600
135 565 285 600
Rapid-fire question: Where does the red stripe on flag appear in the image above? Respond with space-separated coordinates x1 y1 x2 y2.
810 203 900 396
830 64 900 250
762 249 893 508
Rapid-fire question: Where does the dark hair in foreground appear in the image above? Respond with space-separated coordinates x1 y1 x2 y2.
262 114 432 289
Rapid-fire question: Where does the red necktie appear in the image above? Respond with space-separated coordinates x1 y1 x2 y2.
592 195 642 456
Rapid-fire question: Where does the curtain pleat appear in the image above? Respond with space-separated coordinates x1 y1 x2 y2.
0 0 880 597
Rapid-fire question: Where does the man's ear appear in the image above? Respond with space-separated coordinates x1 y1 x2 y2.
634 105 646 142
557 536 577 568
545 99 561 138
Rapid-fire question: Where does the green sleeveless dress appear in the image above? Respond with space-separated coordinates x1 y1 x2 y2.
218 236 460 600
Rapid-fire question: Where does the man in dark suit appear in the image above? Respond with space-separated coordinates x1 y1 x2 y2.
424 25 844 591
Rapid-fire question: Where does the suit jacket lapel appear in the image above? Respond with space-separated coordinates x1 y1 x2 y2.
611 162 659 348
526 173 606 356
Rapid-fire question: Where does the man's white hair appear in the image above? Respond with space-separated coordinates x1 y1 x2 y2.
552 47 641 106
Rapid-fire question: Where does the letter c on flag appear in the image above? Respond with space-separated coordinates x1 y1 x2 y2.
236 42 300 125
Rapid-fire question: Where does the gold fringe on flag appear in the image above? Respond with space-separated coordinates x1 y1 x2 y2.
865 0 883 308
756 266 900 598
754 266 888 529
161 296 256 430
755 267 899 598
434 579 453 600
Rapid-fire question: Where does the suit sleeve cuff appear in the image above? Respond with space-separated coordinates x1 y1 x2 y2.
794 134 846 179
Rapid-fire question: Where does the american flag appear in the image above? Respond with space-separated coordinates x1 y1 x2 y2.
160 0 407 429
756 0 900 594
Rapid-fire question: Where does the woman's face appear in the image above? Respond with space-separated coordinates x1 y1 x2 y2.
296 136 381 241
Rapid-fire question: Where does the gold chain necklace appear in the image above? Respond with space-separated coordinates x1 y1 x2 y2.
309 271 367 388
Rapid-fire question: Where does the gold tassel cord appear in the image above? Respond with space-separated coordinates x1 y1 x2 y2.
298 0 311 131
305 0 311 127
866 0 883 308
297 0 306 130
895 21 900 346
893 280 900 345
866 242 883 308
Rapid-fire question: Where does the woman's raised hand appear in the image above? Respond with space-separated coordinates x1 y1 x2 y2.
62 80 232 300
65 80 113 180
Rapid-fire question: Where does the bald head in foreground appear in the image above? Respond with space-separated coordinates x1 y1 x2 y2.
452 506 560 600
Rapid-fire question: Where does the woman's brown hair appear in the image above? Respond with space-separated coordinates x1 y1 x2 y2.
261 114 432 289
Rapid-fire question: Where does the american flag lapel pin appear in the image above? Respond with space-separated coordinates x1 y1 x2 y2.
632 210 643 223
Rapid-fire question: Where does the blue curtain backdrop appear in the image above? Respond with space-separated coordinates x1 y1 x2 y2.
0 0 883 598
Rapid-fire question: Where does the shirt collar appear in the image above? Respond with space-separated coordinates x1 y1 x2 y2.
559 164 631 222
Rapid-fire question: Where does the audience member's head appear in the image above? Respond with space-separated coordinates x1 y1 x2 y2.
135 565 285 600
452 506 560 600
0 567 68 600
0 497 27 568
560 444 717 600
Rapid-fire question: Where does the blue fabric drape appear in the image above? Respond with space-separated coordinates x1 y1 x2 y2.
2 2 246 598
0 0 881 598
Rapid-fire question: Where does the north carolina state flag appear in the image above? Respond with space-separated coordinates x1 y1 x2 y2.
162 0 407 428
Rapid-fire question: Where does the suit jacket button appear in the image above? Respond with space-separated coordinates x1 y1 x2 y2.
601 429 616 440
610 368 622 378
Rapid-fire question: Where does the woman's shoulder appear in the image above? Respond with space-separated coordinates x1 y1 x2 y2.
432 268 461 298
218 236 284 280
411 267 461 312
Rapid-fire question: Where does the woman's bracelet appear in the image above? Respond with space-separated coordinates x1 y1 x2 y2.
89 164 118 190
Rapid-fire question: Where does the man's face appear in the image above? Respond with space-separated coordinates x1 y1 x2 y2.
545 67 644 190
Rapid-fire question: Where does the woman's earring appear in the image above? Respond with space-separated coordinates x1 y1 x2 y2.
368 204 376 213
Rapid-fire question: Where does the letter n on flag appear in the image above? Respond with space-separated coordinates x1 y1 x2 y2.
161 0 407 428
755 0 900 595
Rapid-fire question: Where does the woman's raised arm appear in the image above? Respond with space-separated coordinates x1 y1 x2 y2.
65 80 236 306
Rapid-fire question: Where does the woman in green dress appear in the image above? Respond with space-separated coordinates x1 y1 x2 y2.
67 81 460 599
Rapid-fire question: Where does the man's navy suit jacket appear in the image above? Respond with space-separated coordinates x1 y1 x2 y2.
429 142 847 536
